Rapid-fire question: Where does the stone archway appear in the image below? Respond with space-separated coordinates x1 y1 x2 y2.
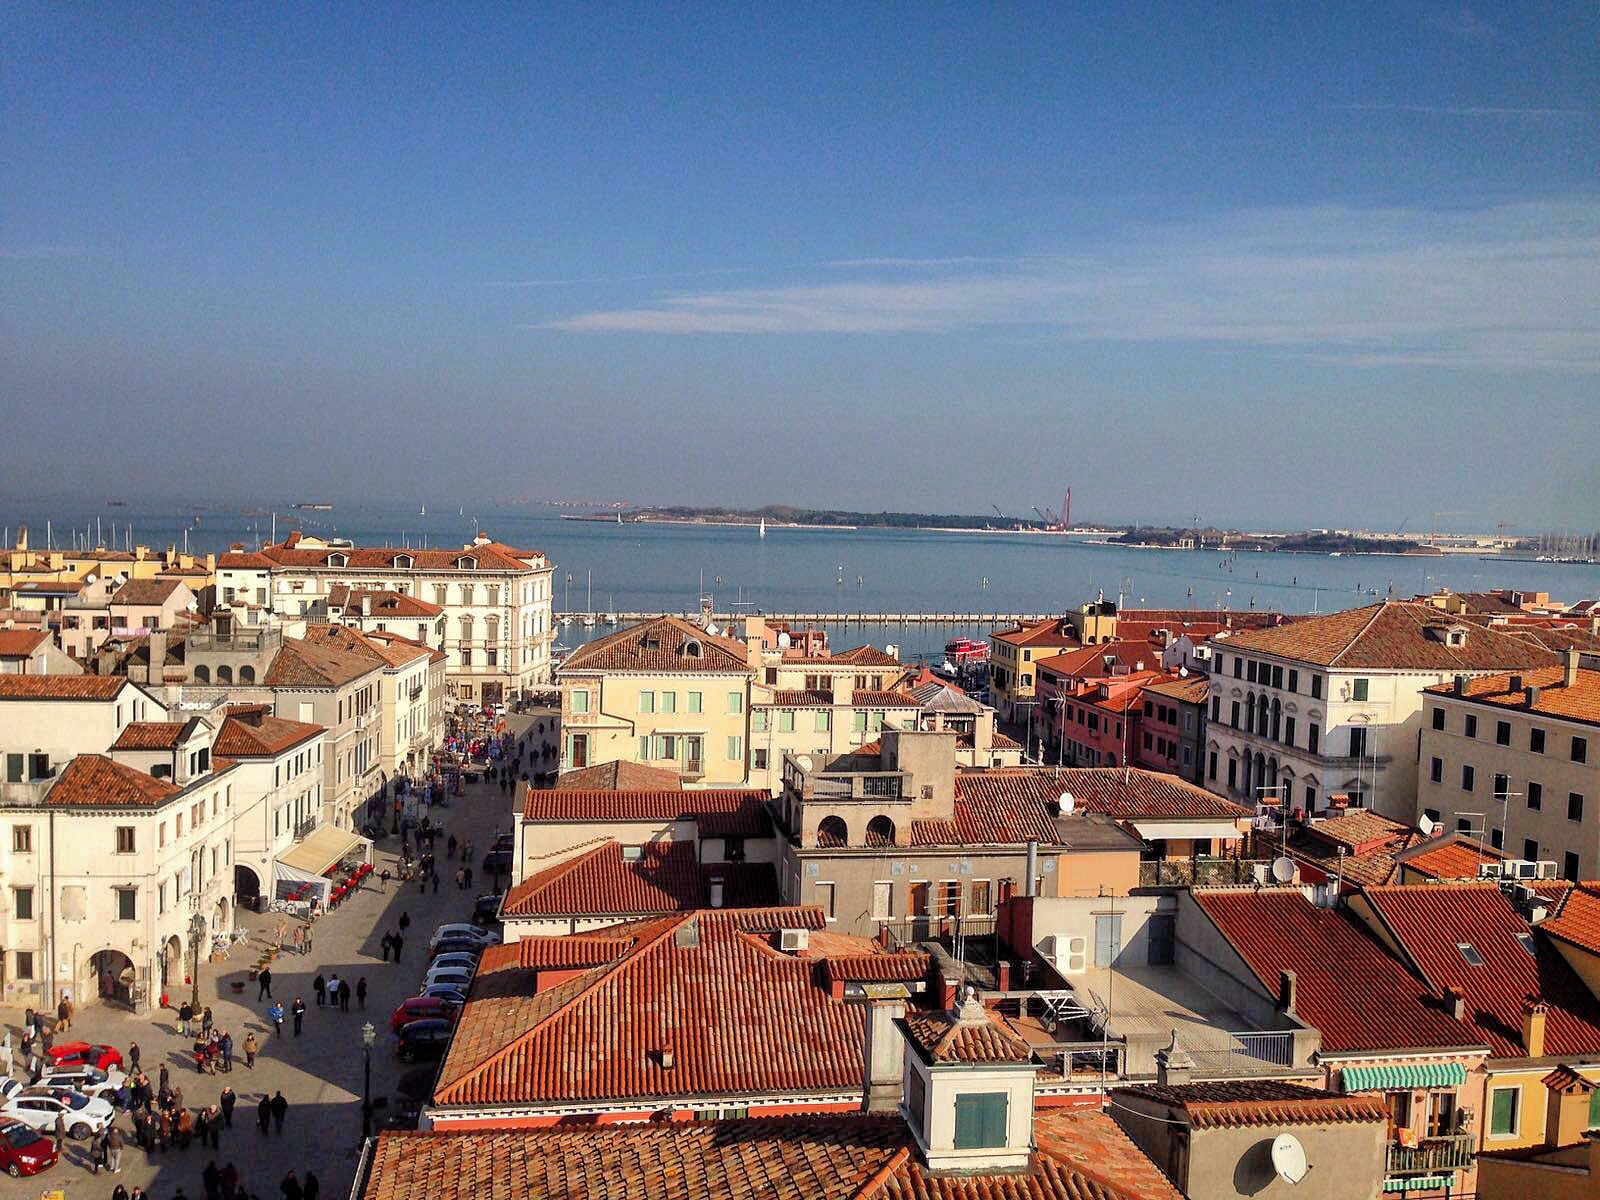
235 863 262 913
161 935 183 988
89 949 136 1007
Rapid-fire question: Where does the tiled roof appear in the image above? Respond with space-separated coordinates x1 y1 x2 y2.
217 551 276 569
523 786 768 827
46 754 180 808
1394 836 1504 881
354 628 435 667
1361 882 1600 1058
1032 1107 1186 1200
900 1005 1035 1064
0 674 127 700
1193 889 1482 1054
820 952 930 987
1116 1081 1387 1128
1540 883 1600 955
559 616 752 674
213 711 323 757
1215 601 1560 670
431 907 863 1110
332 588 444 618
1284 817 1417 889
554 760 683 791
1139 674 1210 704
0 628 50 657
110 578 186 606
360 1116 1156 1200
12 579 84 594
1304 809 1410 852
992 619 1080 649
1424 665 1600 727
849 689 921 708
499 840 778 918
825 645 902 667
1506 625 1600 654
110 721 189 750
254 537 537 572
264 624 384 687
767 689 834 706
1036 642 1156 680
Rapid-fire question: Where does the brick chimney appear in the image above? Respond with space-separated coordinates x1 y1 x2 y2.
1521 995 1549 1058
1443 986 1466 1021
1540 1066 1597 1147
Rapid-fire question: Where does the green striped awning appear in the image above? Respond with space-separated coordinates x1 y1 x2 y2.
1341 1062 1467 1092
1383 1176 1452 1193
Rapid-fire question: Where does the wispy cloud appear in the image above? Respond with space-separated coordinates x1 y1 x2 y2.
819 256 1026 269
1423 6 1496 45
1330 103 1590 119
536 200 1600 371
485 266 754 288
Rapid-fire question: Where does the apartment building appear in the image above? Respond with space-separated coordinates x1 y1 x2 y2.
108 578 198 633
217 530 554 703
1416 654 1599 877
1136 673 1208 784
0 626 81 676
349 628 443 780
0 674 165 792
1207 602 1557 821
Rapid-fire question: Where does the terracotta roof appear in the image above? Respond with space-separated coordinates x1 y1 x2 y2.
1394 835 1505 880
431 907 866 1111
820 952 930 987
1360 882 1600 1058
824 645 902 667
1193 889 1482 1054
360 1116 1156 1200
217 551 276 569
254 537 537 572
1037 642 1157 680
0 628 51 657
1506 626 1600 654
496 935 637 970
213 711 323 757
1304 809 1410 852
355 628 435 667
1425 664 1600 727
524 786 768 827
1139 674 1209 704
849 689 921 708
110 578 186 606
1032 1107 1186 1200
992 619 1080 649
554 760 683 791
499 840 778 919
1216 601 1560 670
560 615 752 674
155 564 210 577
334 588 444 619
1284 816 1418 889
110 721 189 750
46 754 180 808
0 674 127 700
1540 883 1600 955
264 625 384 687
1116 1081 1387 1129
767 689 834 706
900 1004 1035 1064
12 579 84 594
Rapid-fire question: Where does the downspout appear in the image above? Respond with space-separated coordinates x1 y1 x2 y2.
48 810 58 1010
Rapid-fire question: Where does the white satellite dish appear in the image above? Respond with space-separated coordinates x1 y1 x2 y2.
1418 815 1437 836
1058 792 1076 816
1270 856 1296 884
1271 1132 1309 1184
1178 665 1189 677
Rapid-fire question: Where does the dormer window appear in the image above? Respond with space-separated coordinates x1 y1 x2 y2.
682 637 703 658
393 554 413 570
456 556 477 570
327 552 349 567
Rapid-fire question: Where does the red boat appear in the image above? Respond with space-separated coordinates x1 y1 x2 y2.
945 637 990 663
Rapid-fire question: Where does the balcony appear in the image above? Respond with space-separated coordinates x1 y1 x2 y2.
1139 857 1271 888
293 816 319 842
1386 1134 1474 1175
783 752 908 800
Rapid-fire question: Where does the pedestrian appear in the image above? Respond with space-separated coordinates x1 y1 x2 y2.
160 1063 171 1095
202 1006 214 1036
270 1090 287 1135
312 974 326 1008
380 932 391 962
327 974 342 1009
0 1030 11 1077
447 834 457 857
337 976 350 1012
177 1105 195 1150
379 868 390 893
275 918 287 949
257 966 273 1000
131 1188 150 1200
291 996 306 1036
399 911 411 934
243 1031 258 1068
220 1085 237 1127
204 1160 222 1200
105 1121 125 1172
281 1170 303 1200
57 991 73 1032
454 867 465 889
431 871 441 893
220 1030 234 1072
268 1001 284 1038
464 865 473 889
91 1126 107 1173
222 1162 240 1199
156 1108 172 1154
303 1171 320 1200
128 1040 141 1074
257 1094 271 1135
53 1109 66 1151
207 1105 222 1149
193 1107 209 1149
304 926 313 955
114 1186 130 1200
355 977 367 1009
392 932 404 962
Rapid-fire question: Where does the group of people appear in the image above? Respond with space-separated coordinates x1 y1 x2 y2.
310 973 366 1010
379 910 412 962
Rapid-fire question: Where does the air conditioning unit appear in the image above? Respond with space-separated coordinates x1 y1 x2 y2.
1506 860 1539 881
1477 862 1504 880
1514 883 1537 905
779 928 809 953
1535 860 1560 879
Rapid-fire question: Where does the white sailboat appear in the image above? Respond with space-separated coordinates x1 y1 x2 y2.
759 517 766 539
420 503 426 517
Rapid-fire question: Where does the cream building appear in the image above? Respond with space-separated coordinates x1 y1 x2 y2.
355 628 445 779
1206 602 1557 821
0 674 166 794
1417 653 1600 877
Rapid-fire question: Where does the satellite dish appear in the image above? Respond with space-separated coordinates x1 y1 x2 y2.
1058 792 1076 815
1271 1133 1309 1184
1270 856 1296 884
1418 815 1438 836
1178 666 1189 677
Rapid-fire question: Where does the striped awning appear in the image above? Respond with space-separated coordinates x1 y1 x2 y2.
1383 1176 1452 1193
1342 1062 1467 1092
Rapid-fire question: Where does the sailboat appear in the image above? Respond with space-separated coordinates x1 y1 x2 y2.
420 503 426 517
759 517 766 539
616 511 623 525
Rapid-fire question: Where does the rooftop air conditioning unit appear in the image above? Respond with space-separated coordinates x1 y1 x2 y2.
1477 862 1504 880
1507 860 1539 881
779 928 809 953
1535 860 1560 879
1514 883 1537 905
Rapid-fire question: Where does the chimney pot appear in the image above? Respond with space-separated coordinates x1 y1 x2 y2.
1452 674 1468 696
1522 994 1549 1058
1278 969 1299 1014
1445 986 1466 1021
659 1044 674 1070
1527 685 1542 709
1509 675 1523 694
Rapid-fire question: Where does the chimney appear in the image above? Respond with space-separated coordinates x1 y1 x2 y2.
1541 1067 1599 1148
1509 675 1524 694
1521 996 1549 1058
658 1043 674 1070
1526 685 1542 709
1564 648 1581 689
1443 986 1466 1021
1024 842 1038 897
1452 674 1468 696
862 993 908 1113
1154 1030 1195 1087
361 594 372 618
1278 969 1299 1015
707 876 725 908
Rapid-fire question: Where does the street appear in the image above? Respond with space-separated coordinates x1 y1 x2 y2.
0 709 553 1200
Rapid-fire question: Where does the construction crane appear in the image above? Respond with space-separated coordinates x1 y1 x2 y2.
1033 506 1048 524
992 504 1006 520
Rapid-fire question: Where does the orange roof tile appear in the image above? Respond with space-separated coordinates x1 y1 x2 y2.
46 754 179 808
213 712 323 757
900 1005 1035 1064
0 628 51 657
992 619 1080 649
1394 835 1504 880
1425 664 1600 727
1032 1107 1186 1200
523 786 769 830
110 578 187 606
1116 1080 1387 1129
333 588 444 618
1540 883 1600 955
254 537 539 572
0 674 127 701
1036 642 1156 680
554 760 684 790
110 721 190 750
560 615 752 674
500 840 778 918
264 624 385 687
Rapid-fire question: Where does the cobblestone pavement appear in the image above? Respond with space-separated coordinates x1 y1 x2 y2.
0 709 556 1200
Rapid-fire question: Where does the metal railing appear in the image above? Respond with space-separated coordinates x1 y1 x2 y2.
1386 1135 1473 1174
1139 857 1266 887
1184 1030 1295 1076
879 914 998 950
293 816 319 841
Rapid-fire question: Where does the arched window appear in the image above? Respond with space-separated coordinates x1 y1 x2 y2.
193 664 210 683
817 815 849 848
865 815 896 847
239 665 256 684
1245 693 1257 730
459 615 474 644
1271 698 1282 742
217 664 234 684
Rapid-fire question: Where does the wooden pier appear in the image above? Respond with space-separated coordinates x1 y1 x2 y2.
554 611 1048 627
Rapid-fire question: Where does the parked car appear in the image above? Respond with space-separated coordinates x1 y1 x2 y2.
417 984 468 1005
394 1019 454 1062
1 1088 114 1140
388 997 460 1034
481 850 513 875
491 833 515 852
431 937 490 960
37 1065 126 1102
0 1119 58 1177
428 924 499 952
421 967 474 992
472 894 503 926
427 952 480 973
43 1042 123 1072
0 1082 23 1107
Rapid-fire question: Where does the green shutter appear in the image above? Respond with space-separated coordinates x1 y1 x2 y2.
1588 1085 1600 1128
1490 1086 1518 1135
954 1092 1008 1150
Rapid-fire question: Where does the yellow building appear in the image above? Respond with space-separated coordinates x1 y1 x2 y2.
557 615 756 786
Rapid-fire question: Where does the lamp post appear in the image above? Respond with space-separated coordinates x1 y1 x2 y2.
187 911 207 1009
360 1021 376 1140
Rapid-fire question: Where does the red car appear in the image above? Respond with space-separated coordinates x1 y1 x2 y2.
43 1043 123 1072
0 1119 58 1177
388 997 460 1034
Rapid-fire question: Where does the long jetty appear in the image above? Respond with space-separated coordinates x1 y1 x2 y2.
555 611 1049 627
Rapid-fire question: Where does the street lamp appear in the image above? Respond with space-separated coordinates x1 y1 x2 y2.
187 912 207 1010
360 1021 376 1140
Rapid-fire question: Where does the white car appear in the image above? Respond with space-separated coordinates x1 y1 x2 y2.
428 952 480 972
38 1065 126 1102
1 1088 114 1140
418 984 468 1004
429 924 499 951
422 966 474 991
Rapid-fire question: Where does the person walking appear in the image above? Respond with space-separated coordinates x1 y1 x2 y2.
339 975 351 1012
326 975 341 1011
206 1105 222 1149
257 1094 271 1135
303 1170 321 1200
128 1040 141 1074
464 865 473 889
270 1090 287 1135
220 1085 237 1128
159 1063 171 1096
379 868 390 893
90 1126 108 1173
312 974 326 1008
220 1030 234 1072
178 1000 194 1036
203 1160 221 1200
392 931 404 962
106 1123 125 1173
57 991 73 1032
177 1105 195 1150
0 1030 12 1077
447 834 457 857
380 931 391 962
291 996 306 1036
202 1006 214 1037
281 1171 303 1200
192 1107 208 1150
355 977 367 1009
399 911 411 936
268 1001 285 1038
54 1109 66 1152
243 1031 258 1068
257 966 273 1000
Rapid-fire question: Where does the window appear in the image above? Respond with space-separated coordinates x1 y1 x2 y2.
1574 736 1589 764
815 881 836 920
1590 1082 1600 1128
752 748 769 770
1464 714 1478 739
680 690 701 714
115 887 137 921
1432 707 1445 731
658 691 676 715
1231 656 1242 678
969 879 992 914
12 887 33 921
727 735 742 761
1489 1086 1520 1136
778 710 795 733
639 691 655 714
1566 851 1583 882
158 882 167 914
1524 837 1539 862
1247 661 1258 683
909 880 930 916
1311 675 1323 700
571 689 589 714
954 1093 1009 1150
727 692 743 714
1456 941 1485 966
1308 723 1319 755
1531 727 1546 753
872 881 893 920
815 710 831 733
1461 764 1474 792
1288 669 1299 693
12 826 31 853
1528 781 1542 810
116 826 136 854
14 952 34 982
1284 716 1296 747
1352 678 1369 702
1426 1091 1457 1139
1495 720 1511 746
1230 701 1240 729
1571 792 1585 822
1350 727 1369 758
1430 757 1443 784
1493 773 1510 801
753 710 770 732
1491 826 1504 849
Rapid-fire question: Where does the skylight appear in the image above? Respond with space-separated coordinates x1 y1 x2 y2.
1514 932 1538 958
1456 941 1486 966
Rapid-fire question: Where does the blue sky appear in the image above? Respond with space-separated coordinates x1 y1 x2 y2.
3 3 1597 530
